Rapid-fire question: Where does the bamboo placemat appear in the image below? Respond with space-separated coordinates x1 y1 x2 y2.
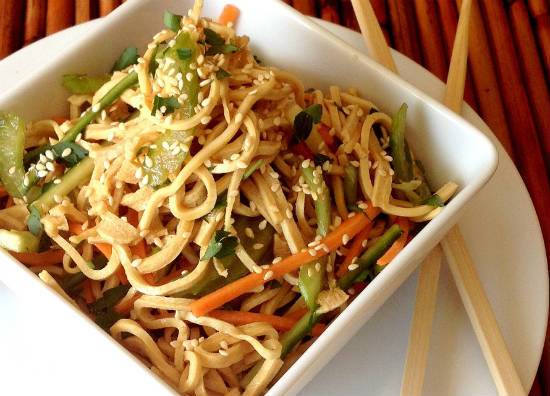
0 0 549 394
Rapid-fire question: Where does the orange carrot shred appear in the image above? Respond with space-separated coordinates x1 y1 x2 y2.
190 207 378 316
82 279 95 304
11 249 65 266
208 310 326 337
218 4 240 25
336 223 373 277
376 217 410 266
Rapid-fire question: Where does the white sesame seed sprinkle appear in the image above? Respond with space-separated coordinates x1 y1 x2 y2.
263 270 274 281
61 147 72 158
8 166 15 175
348 263 359 271
259 220 267 230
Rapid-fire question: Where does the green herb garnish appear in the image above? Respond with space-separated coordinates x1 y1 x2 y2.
112 47 139 72
204 28 239 55
293 104 322 143
216 68 232 80
201 230 238 261
151 95 180 116
422 194 444 207
176 47 192 60
164 10 182 32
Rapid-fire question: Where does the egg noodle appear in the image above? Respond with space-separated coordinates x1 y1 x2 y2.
0 2 457 395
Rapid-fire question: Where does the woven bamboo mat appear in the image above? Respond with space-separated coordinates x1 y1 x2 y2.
0 0 549 394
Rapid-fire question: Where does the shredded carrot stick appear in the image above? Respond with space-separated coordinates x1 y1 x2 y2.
116 266 129 285
82 279 94 304
218 4 240 25
0 186 7 199
190 207 379 316
336 223 373 277
292 142 314 159
376 217 410 266
11 249 65 266
284 308 308 321
208 310 326 337
317 123 337 152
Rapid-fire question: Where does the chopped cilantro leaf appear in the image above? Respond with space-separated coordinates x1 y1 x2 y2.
216 68 232 80
422 194 444 207
112 47 139 72
176 47 192 60
164 10 182 32
151 96 180 116
292 104 323 143
201 230 238 261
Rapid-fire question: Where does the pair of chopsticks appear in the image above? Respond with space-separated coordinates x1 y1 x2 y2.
350 1 526 395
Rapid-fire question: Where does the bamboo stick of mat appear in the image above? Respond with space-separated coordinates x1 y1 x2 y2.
75 0 92 24
0 0 25 59
413 0 449 81
387 0 423 63
292 0 316 16
318 0 341 24
24 0 47 46
508 0 550 171
351 0 526 394
528 0 550 80
341 0 361 31
436 0 478 110
478 0 550 251
99 0 121 17
46 0 75 35
455 0 515 159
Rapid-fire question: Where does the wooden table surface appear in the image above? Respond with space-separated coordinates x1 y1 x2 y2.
0 0 549 395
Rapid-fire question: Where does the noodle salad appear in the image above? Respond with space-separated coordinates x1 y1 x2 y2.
0 2 457 395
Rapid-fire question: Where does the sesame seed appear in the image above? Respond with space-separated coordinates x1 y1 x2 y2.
253 243 264 250
45 162 55 172
186 72 193 82
315 262 321 272
270 184 279 192
263 270 274 280
308 249 317 256
201 116 212 125
348 263 359 271
219 349 229 356
362 240 368 248
135 167 143 179
37 170 48 178
172 146 181 156
272 256 282 264
8 166 15 175
142 174 149 185
201 98 210 107
181 270 189 276
131 259 142 268
23 175 29 186
36 163 45 171
308 268 313 277
342 234 350 245
199 78 212 87
259 220 267 230
61 147 72 158
45 150 55 160
144 156 153 168
245 227 254 238
53 194 62 204
220 340 229 350
91 103 100 112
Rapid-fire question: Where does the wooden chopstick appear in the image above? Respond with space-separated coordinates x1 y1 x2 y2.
455 0 515 159
386 0 423 63
528 0 550 79
508 0 550 171
413 0 448 81
400 246 442 396
75 0 92 24
0 0 25 59
46 0 75 35
24 0 47 46
318 0 341 24
99 0 121 17
292 0 316 16
369 0 391 45
351 0 396 72
436 0 478 110
478 0 550 257
350 0 526 394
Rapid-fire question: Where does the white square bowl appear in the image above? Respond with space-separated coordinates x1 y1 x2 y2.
0 1 497 395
